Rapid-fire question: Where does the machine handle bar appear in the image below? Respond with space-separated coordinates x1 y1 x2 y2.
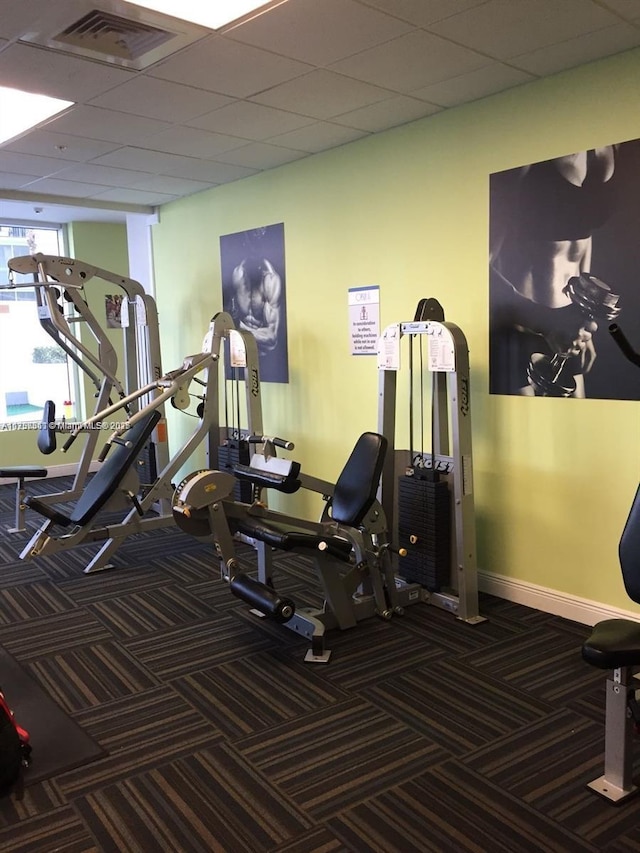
247 435 295 451
610 324 640 369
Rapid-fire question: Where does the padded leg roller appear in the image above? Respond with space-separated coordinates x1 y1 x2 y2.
230 573 295 624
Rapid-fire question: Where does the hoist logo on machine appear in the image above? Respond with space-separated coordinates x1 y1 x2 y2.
249 368 260 397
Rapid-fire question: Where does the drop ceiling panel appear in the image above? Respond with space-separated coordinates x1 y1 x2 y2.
330 30 490 91
91 147 258 183
0 151 69 178
187 101 315 140
3 130 121 162
139 125 247 158
601 0 640 15
89 187 179 205
129 175 215 195
148 34 313 98
23 177 116 197
332 95 441 132
52 163 152 187
215 142 309 169
0 42 133 102
428 0 623 60
0 171 42 190
88 76 235 123
509 21 640 76
250 70 392 119
356 0 492 27
412 62 534 108
0 0 77 40
227 0 413 65
268 121 369 153
45 105 173 144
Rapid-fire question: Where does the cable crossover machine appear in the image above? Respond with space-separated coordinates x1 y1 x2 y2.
377 298 485 625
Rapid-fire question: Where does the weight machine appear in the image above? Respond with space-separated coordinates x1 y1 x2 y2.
0 253 168 524
377 299 484 624
19 312 262 573
173 429 402 663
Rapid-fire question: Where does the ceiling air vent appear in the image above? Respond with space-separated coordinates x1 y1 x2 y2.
54 9 173 61
19 2 207 70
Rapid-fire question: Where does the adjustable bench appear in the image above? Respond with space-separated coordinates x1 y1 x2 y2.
0 466 48 533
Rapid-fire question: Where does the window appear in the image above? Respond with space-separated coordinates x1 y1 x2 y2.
0 224 77 424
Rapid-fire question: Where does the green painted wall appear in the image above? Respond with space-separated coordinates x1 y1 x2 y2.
151 49 640 613
0 221 129 468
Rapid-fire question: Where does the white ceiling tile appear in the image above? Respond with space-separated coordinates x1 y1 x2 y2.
428 0 622 60
412 63 534 107
330 30 489 91
267 122 369 153
51 163 152 187
510 22 640 76
251 70 392 119
89 188 180 206
0 151 67 178
88 76 235 123
0 0 81 40
227 0 413 65
215 142 308 169
356 0 490 26
91 147 258 183
0 43 134 103
0 171 42 190
130 175 215 195
148 34 312 98
332 96 440 132
601 0 640 15
187 101 315 140
3 130 121 162
139 125 246 158
44 106 172 145
23 177 114 197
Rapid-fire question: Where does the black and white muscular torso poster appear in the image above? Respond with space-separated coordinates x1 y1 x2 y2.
220 223 289 384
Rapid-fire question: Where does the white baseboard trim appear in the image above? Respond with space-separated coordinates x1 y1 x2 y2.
0 461 100 486
479 569 640 627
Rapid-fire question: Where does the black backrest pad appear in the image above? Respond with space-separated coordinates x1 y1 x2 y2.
620 485 640 604
37 400 57 455
69 411 161 526
330 432 388 527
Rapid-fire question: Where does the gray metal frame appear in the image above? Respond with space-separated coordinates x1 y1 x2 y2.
588 667 639 803
377 319 483 624
2 253 169 508
19 312 263 574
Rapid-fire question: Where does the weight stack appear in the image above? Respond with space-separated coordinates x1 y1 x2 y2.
217 440 253 503
397 472 451 591
136 441 158 489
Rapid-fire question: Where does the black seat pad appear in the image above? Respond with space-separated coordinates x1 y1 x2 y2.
582 619 640 668
233 517 353 561
0 466 48 478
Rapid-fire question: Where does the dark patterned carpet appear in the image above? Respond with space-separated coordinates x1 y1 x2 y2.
0 477 637 852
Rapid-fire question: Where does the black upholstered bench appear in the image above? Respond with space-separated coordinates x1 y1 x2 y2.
0 466 49 533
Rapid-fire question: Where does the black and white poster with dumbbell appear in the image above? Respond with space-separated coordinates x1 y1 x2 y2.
489 138 640 399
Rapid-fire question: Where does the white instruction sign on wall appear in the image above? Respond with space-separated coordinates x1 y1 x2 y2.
349 285 380 355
